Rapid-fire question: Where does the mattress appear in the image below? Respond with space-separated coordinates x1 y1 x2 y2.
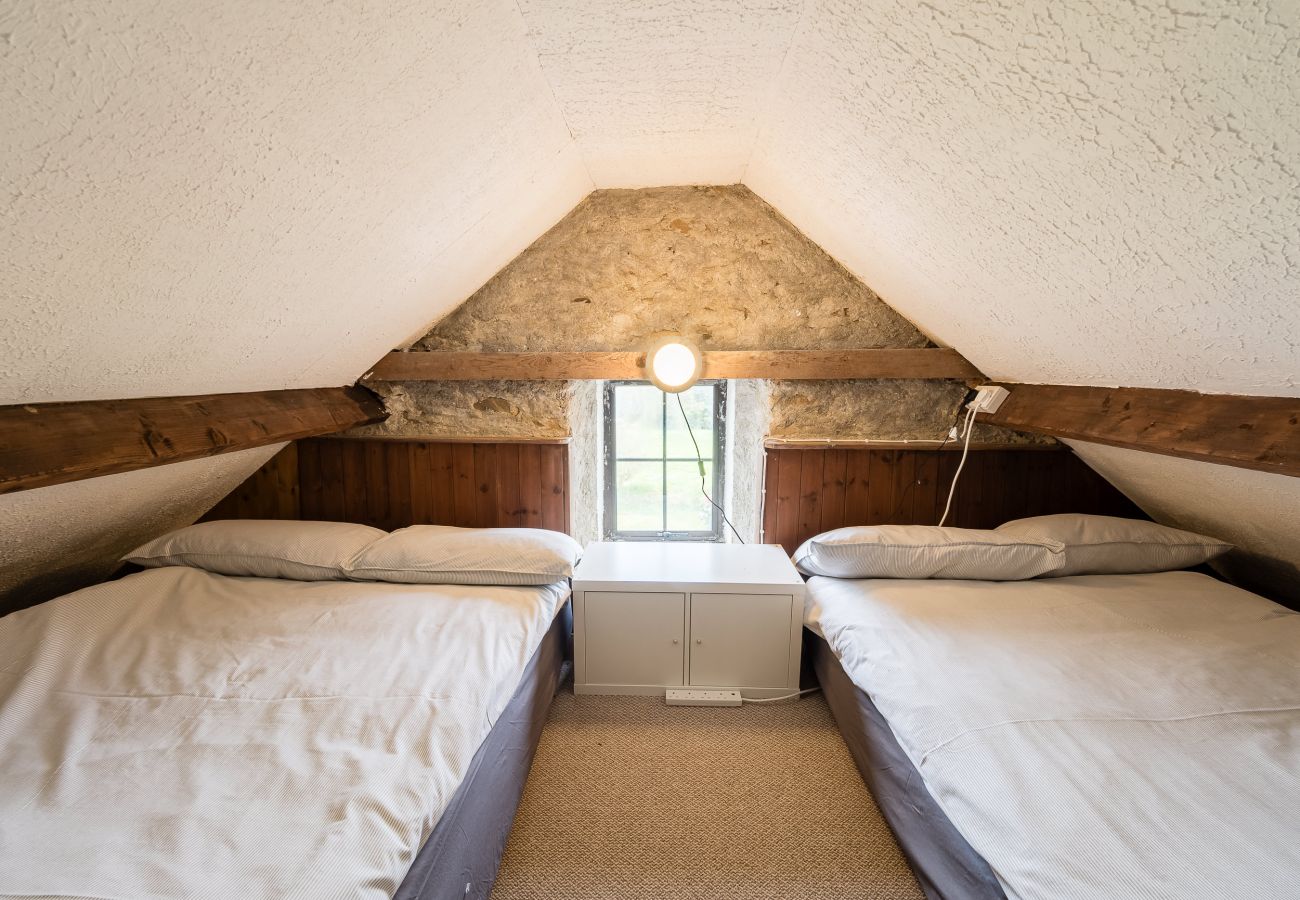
809 633 1006 900
806 571 1300 900
395 602 570 900
0 566 569 900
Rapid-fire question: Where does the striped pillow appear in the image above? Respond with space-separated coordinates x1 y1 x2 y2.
996 514 1232 576
346 525 582 585
794 525 1065 580
124 520 386 581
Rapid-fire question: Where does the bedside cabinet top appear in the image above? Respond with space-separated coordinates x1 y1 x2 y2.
573 542 804 593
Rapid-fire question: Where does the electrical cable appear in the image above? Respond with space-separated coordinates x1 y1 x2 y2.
675 392 745 544
741 686 822 704
938 404 978 527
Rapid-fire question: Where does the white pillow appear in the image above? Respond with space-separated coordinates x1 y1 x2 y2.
793 525 1065 580
345 525 582 585
124 520 386 581
995 514 1232 576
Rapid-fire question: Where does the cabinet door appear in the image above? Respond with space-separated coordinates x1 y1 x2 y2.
689 593 793 689
584 591 685 687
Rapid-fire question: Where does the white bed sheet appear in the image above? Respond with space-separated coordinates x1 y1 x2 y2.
806 571 1300 900
0 566 568 900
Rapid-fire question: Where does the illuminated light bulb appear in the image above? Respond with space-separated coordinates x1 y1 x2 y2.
645 337 702 393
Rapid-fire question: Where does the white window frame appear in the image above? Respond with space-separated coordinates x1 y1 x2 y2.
602 380 727 542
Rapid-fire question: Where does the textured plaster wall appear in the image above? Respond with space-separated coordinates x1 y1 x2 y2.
514 0 805 187
1068 442 1300 607
746 0 1300 395
2 0 590 405
0 445 281 613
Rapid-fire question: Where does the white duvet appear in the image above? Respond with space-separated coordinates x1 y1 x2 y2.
806 571 1300 900
0 566 568 900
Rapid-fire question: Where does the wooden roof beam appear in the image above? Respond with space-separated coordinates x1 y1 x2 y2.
0 386 387 494
979 383 1299 477
365 348 984 382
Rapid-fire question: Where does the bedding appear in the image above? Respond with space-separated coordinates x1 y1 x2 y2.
124 518 386 581
806 571 1300 900
793 525 1064 580
995 513 1232 576
347 525 583 585
0 566 569 900
808 633 1006 900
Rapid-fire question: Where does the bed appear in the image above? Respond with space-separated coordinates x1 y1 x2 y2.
805 570 1300 900
0 562 570 899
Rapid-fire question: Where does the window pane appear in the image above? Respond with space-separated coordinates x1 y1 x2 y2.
666 460 715 532
615 460 664 532
664 384 715 459
613 383 663 459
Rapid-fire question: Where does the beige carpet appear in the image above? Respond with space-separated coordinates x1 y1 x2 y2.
492 686 925 900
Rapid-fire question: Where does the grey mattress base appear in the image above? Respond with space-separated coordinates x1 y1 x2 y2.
809 632 1007 900
394 601 571 900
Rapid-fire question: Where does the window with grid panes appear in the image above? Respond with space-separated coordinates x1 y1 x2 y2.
602 381 726 541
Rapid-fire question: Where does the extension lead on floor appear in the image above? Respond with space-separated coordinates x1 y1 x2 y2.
665 687 822 707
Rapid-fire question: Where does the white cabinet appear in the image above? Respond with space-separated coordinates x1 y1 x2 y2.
573 543 805 698
688 592 792 689
584 591 685 688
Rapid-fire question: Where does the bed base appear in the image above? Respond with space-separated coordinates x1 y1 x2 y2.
395 602 572 900
809 632 1007 900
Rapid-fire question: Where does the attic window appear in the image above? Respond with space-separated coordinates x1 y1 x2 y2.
602 381 726 542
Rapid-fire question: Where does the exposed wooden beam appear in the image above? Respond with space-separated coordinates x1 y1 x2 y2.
366 348 984 382
980 383 1300 477
0 386 387 494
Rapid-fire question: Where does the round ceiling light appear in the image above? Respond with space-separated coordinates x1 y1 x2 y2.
644 336 703 393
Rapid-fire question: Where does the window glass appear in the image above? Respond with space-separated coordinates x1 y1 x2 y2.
604 381 725 541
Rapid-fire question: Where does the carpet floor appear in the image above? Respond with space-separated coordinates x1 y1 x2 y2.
492 685 925 900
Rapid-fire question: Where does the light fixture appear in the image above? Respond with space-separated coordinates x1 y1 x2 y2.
644 336 703 393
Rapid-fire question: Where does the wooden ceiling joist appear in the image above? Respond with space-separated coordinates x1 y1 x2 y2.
980 383 1300 477
366 348 983 382
0 386 386 495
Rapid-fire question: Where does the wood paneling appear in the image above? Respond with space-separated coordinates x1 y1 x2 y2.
203 438 570 533
367 348 983 381
0 386 386 494
981 383 1300 477
761 446 1143 554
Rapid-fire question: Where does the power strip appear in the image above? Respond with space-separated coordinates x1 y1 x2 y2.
665 688 742 707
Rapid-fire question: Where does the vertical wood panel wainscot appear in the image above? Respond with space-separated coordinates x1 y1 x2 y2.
202 438 571 533
761 445 1143 555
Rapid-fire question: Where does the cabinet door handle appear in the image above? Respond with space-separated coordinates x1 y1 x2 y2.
695 639 703 645
672 639 679 644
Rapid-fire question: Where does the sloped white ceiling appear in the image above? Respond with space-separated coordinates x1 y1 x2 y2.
515 0 805 186
4 0 1298 605
746 0 1300 394
1 0 591 404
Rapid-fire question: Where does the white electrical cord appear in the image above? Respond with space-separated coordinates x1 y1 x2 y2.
740 686 822 704
937 404 979 527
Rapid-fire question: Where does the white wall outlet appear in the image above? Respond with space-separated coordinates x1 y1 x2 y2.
665 688 743 707
967 385 1010 414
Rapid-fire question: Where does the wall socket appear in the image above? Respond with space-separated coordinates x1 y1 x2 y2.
967 385 1010 414
665 688 743 707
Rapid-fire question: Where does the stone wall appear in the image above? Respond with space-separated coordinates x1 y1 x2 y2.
353 185 1041 542
358 184 1021 443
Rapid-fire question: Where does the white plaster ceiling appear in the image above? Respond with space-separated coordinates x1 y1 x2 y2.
514 0 806 186
1 0 591 404
7 0 1294 404
4 0 1299 605
745 0 1300 396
